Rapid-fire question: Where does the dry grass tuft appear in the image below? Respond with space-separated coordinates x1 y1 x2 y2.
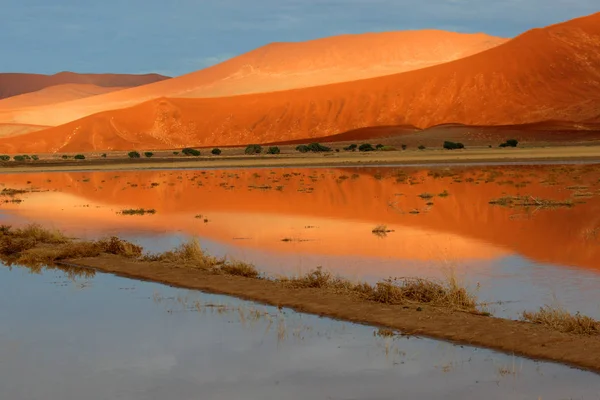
96 236 143 258
144 238 259 278
372 224 394 237
281 268 478 313
219 261 260 278
522 306 600 335
144 238 218 268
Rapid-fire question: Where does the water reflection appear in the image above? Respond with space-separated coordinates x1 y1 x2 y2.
1 164 600 319
0 264 599 400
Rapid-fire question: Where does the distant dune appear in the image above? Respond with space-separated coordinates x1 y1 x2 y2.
0 31 506 128
0 72 169 100
1 13 600 153
0 83 127 109
0 123 50 138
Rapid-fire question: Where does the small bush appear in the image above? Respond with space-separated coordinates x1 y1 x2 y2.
74 154 85 160
343 144 358 151
173 151 179 155
500 139 519 148
22 155 31 160
144 152 154 158
401 144 407 150
245 144 263 155
0 155 10 161
376 144 384 150
182 148 201 156
296 145 310 153
418 145 426 150
128 151 141 159
443 141 464 150
308 143 331 152
61 155 69 159
101 153 107 158
358 143 375 152
31 155 39 161
379 145 396 151
211 148 222 155
267 146 280 155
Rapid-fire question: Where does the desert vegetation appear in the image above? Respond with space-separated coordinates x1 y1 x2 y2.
211 148 222 155
489 195 573 208
245 144 263 155
296 143 331 153
500 139 519 148
128 151 141 159
443 141 465 150
523 306 600 335
182 148 201 156
118 208 157 215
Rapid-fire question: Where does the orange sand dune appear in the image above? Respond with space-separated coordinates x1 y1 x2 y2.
0 83 128 109
0 71 169 100
0 31 506 128
1 165 599 273
1 13 599 153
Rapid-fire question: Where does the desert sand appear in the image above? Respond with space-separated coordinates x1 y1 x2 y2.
0 13 599 153
0 31 506 128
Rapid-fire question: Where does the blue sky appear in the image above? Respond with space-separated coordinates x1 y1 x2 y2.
1 0 598 77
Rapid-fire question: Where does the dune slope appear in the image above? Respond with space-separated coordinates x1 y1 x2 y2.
2 13 600 153
0 31 506 127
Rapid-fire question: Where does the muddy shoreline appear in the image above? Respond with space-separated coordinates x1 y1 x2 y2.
61 255 600 374
1 146 600 173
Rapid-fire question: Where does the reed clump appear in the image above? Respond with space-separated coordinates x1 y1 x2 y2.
143 238 260 278
522 306 600 335
0 225 142 266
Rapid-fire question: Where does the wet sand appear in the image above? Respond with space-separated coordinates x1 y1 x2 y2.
1 146 600 173
63 254 600 374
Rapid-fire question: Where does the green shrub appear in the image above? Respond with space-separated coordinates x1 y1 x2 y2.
0 155 10 161
182 147 201 156
443 141 464 150
13 155 25 162
296 145 310 153
267 146 281 154
74 154 85 160
401 144 407 150
61 155 69 159
144 152 154 158
359 143 375 152
245 144 263 155
307 143 331 152
23 155 31 160
101 153 107 158
173 151 179 155
31 155 39 161
211 148 222 155
343 144 358 151
376 144 384 150
418 145 426 150
128 151 141 159
500 139 519 148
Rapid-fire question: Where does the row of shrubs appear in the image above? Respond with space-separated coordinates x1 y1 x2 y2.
2 139 520 163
